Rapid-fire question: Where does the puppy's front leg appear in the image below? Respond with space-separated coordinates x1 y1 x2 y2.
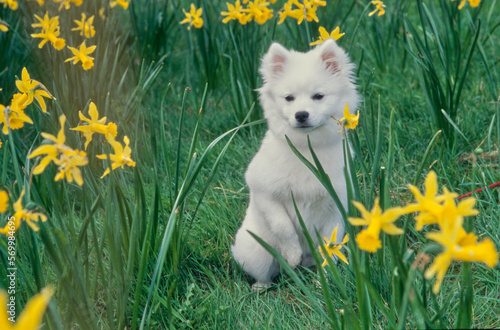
253 194 302 268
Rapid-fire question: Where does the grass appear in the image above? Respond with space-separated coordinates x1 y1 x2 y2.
0 0 499 328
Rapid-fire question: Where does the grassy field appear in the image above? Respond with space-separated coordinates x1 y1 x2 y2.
1 0 499 328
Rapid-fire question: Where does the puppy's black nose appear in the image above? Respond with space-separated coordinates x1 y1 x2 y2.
295 111 309 123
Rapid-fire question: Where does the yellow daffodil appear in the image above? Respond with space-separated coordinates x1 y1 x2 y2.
110 0 130 10
29 115 88 185
0 190 7 213
278 1 300 24
0 98 34 135
0 0 18 10
319 226 349 266
290 0 319 24
221 1 250 25
31 13 66 50
405 171 478 231
15 67 53 113
97 134 136 178
310 26 345 46
0 189 47 234
71 102 118 149
72 13 96 38
339 103 359 130
53 150 88 186
65 41 96 70
53 0 82 11
0 140 2 149
99 8 106 19
180 4 203 30
425 216 498 293
369 0 386 17
29 115 71 174
30 0 45 5
0 286 54 329
404 171 443 229
245 0 274 25
453 0 480 9
348 198 405 253
0 18 9 32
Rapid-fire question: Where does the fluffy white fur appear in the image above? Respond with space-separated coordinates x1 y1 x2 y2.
231 40 360 289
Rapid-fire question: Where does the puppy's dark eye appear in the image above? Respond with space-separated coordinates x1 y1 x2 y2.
312 93 324 101
285 95 295 102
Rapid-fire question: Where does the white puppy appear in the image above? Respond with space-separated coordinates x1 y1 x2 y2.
231 40 359 289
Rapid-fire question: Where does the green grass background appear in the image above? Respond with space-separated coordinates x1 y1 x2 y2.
0 0 499 328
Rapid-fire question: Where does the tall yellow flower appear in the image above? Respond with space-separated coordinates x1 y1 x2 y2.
180 4 203 30
97 134 136 178
65 41 96 70
453 0 480 9
245 0 274 25
348 198 405 253
29 115 88 185
277 0 300 24
31 13 66 50
15 67 53 113
0 286 54 329
0 0 18 10
29 115 70 174
0 189 47 234
0 97 34 135
0 18 9 32
0 190 7 213
221 1 250 25
110 0 130 10
289 0 319 24
319 226 349 266
72 13 96 38
369 0 386 16
405 171 478 230
425 215 498 293
71 102 118 149
339 103 359 130
310 26 345 46
53 150 88 186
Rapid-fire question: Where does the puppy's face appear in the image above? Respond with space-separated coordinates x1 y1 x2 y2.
259 40 358 135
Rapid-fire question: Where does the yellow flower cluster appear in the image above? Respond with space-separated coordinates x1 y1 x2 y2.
406 171 497 293
278 0 325 25
0 67 135 187
343 171 498 293
24 0 128 70
29 115 89 186
29 11 96 70
0 68 53 137
0 189 48 234
221 0 276 25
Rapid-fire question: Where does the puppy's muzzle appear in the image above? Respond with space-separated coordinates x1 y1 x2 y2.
295 111 309 123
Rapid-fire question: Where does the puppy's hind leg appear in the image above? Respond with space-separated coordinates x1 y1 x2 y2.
232 227 280 290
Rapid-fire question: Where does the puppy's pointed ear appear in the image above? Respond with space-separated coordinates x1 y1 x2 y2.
260 43 289 82
319 39 340 75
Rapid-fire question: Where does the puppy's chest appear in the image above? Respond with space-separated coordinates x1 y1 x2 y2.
247 141 342 199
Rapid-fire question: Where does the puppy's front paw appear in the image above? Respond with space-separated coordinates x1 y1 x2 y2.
252 282 272 292
282 248 302 269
